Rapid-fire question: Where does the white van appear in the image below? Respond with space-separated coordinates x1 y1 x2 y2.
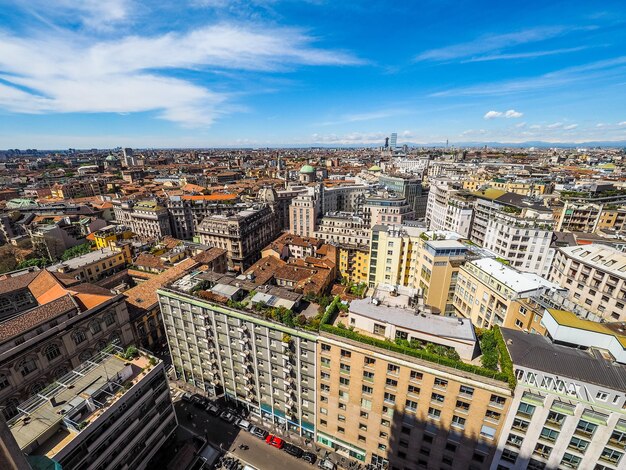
236 418 251 431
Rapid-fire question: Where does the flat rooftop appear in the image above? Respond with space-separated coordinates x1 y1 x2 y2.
9 347 156 458
350 297 476 343
470 257 556 294
47 247 117 272
501 328 626 392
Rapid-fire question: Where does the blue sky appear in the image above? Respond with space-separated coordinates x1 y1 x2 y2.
1 0 625 148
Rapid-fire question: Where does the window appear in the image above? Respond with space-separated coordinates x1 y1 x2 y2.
428 407 441 419
338 414 346 422
19 358 37 377
385 378 398 388
340 349 351 358
363 370 374 382
431 393 445 403
408 385 420 395
320 372 330 380
546 411 565 426
320 419 327 427
321 344 331 352
600 448 623 464
480 425 496 440
387 364 399 374
445 442 457 453
490 394 506 407
560 453 581 469
517 402 536 418
596 391 609 401
575 419 597 437
373 323 386 335
567 437 588 452
320 357 330 367
362 385 373 395
103 313 115 326
320 407 328 415
405 400 417 412
379 431 388 438
384 392 395 404
339 377 350 386
364 356 376 366
501 449 518 464
44 344 61 361
456 400 470 412
434 378 448 389
410 370 423 381
339 363 351 373
485 409 501 422
610 430 626 447
512 418 529 432
381 419 390 427
360 410 368 419
506 433 523 448
339 390 349 401
539 427 559 443
358 435 366 442
459 385 474 397
72 330 87 345
534 443 552 459
0 374 9 390
337 426 345 434
451 415 466 429
361 398 372 410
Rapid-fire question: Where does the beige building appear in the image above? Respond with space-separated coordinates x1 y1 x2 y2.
317 330 512 468
368 224 423 288
197 204 280 271
549 244 626 321
112 199 172 240
289 188 320 238
315 212 370 246
454 258 560 332
47 243 130 283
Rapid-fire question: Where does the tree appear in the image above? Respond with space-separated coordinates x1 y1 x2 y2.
61 243 92 261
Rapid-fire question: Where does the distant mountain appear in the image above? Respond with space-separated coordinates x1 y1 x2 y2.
305 140 626 149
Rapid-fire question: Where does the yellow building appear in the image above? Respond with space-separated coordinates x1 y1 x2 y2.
453 258 557 332
368 225 422 288
92 224 134 249
463 179 549 196
338 244 370 285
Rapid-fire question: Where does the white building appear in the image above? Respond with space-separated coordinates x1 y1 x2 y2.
426 179 473 237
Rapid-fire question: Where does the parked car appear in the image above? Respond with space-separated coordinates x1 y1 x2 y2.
317 459 336 470
302 452 317 464
250 426 269 440
236 419 251 431
219 410 236 423
181 392 193 403
282 443 304 458
265 434 284 449
205 403 220 415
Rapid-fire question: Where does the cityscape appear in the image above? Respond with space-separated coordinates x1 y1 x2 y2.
1 2 626 470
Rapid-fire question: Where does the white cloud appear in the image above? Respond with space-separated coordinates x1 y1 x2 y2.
563 124 578 130
619 121 626 126
0 23 361 127
13 0 133 30
415 26 594 62
464 46 589 63
484 109 523 119
547 122 563 129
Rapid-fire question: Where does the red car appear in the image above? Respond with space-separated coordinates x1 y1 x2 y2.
265 434 284 449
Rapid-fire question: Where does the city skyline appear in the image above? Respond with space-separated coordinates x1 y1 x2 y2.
1 0 626 148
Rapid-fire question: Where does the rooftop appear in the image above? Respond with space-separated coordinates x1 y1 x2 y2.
9 347 159 457
469 257 557 294
501 327 626 392
47 247 118 272
560 244 626 276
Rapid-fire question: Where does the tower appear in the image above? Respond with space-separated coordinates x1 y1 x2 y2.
390 133 398 149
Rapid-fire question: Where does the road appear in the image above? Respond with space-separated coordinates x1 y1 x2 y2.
175 400 316 470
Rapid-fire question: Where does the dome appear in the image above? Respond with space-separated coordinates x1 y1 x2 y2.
105 155 118 162
300 164 316 174
258 186 278 204
368 165 382 172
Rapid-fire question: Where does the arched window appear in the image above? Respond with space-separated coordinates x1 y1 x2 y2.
79 350 93 362
104 313 116 327
31 382 47 395
72 330 86 345
109 332 121 346
18 358 37 377
96 340 107 351
44 344 61 362
89 320 102 335
138 325 146 337
0 373 9 390
54 366 69 380
3 397 19 420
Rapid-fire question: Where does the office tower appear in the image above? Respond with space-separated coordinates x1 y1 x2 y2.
390 133 398 149
7 347 177 470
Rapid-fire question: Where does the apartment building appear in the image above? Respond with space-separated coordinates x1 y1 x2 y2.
0 268 134 420
112 199 172 240
8 347 177 470
363 195 415 228
379 174 428 219
92 224 134 249
549 244 626 321
412 233 468 316
426 179 473 238
197 204 280 271
481 207 555 277
158 274 317 439
338 244 370 285
166 193 241 239
322 185 369 214
556 190 626 233
454 258 561 331
50 179 106 199
368 225 424 288
491 327 626 470
317 330 512 469
47 244 130 283
315 212 370 246
289 187 321 237
462 179 551 197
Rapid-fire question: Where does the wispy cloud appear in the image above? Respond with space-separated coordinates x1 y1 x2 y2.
464 46 589 63
0 21 362 127
484 109 523 119
414 26 594 62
